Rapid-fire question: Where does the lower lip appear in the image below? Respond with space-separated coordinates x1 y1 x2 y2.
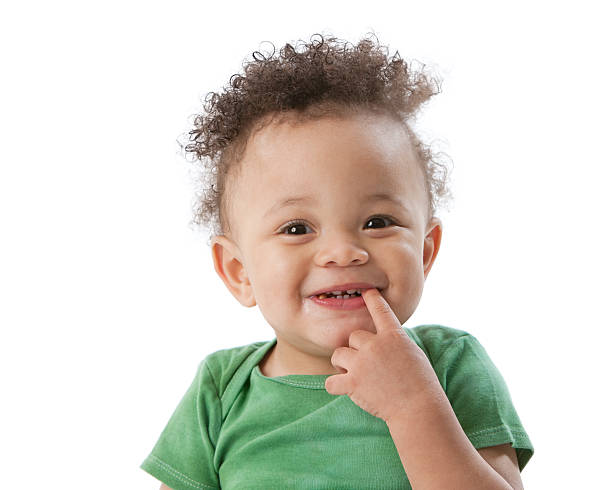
309 295 366 310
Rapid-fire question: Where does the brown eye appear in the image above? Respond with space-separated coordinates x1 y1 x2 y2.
365 216 396 229
280 220 311 235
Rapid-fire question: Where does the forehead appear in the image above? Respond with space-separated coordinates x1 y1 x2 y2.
230 113 428 220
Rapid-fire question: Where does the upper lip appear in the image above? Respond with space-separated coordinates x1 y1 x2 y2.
309 283 381 297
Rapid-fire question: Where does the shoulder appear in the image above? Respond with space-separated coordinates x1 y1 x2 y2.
403 324 474 363
200 339 273 395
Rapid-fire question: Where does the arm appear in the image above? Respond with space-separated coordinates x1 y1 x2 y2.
477 443 524 490
386 395 521 490
160 485 173 490
325 290 530 489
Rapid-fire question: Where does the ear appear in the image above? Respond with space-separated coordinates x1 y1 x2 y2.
210 235 256 307
422 217 442 280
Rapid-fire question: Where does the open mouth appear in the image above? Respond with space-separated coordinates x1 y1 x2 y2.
308 287 382 310
315 289 363 299
311 287 381 299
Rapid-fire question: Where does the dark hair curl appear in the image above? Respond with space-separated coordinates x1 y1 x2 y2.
180 32 453 245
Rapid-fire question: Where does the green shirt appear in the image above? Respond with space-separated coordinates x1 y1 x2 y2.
141 325 534 489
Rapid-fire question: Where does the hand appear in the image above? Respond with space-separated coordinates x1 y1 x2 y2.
324 288 446 424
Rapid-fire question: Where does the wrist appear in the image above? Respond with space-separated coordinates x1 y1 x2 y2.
384 383 450 427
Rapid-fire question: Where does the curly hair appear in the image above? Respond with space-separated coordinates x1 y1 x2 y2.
180 32 453 245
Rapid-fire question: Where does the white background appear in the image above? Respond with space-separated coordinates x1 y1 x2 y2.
1 1 610 488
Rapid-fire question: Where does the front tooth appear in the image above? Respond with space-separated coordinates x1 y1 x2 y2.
346 289 357 294
331 290 343 295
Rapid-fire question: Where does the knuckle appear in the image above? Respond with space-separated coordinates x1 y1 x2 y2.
375 302 391 315
330 350 339 365
360 337 374 352
331 347 347 365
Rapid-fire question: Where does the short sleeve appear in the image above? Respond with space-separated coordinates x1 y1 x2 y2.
434 334 534 472
140 359 221 490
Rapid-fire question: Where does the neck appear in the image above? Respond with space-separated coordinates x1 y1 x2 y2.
259 340 342 377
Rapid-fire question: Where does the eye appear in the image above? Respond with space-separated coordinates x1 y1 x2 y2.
365 215 397 229
280 215 398 235
280 220 312 235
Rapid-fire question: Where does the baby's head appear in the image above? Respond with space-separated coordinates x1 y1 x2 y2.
183 33 452 373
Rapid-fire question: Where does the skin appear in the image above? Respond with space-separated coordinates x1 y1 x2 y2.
211 112 442 376
155 112 524 489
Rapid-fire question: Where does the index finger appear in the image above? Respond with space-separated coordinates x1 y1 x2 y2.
361 288 402 333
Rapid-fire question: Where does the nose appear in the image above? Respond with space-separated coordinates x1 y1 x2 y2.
314 232 369 267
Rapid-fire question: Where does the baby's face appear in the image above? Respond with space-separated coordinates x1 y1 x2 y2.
212 112 441 374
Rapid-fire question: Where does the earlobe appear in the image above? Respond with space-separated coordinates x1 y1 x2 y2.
422 217 442 279
210 235 256 307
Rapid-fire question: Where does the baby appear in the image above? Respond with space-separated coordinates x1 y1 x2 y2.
141 33 534 490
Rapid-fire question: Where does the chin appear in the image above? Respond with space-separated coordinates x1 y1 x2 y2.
321 328 367 351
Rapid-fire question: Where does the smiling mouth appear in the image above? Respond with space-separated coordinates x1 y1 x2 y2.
310 287 382 300
315 291 362 299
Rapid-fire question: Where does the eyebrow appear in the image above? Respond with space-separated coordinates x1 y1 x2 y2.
264 192 408 218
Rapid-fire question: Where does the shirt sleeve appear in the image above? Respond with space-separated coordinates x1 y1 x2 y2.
140 359 221 490
433 334 534 472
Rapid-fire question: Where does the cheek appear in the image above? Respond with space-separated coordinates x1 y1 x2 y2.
381 242 425 318
381 240 422 273
252 250 305 301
